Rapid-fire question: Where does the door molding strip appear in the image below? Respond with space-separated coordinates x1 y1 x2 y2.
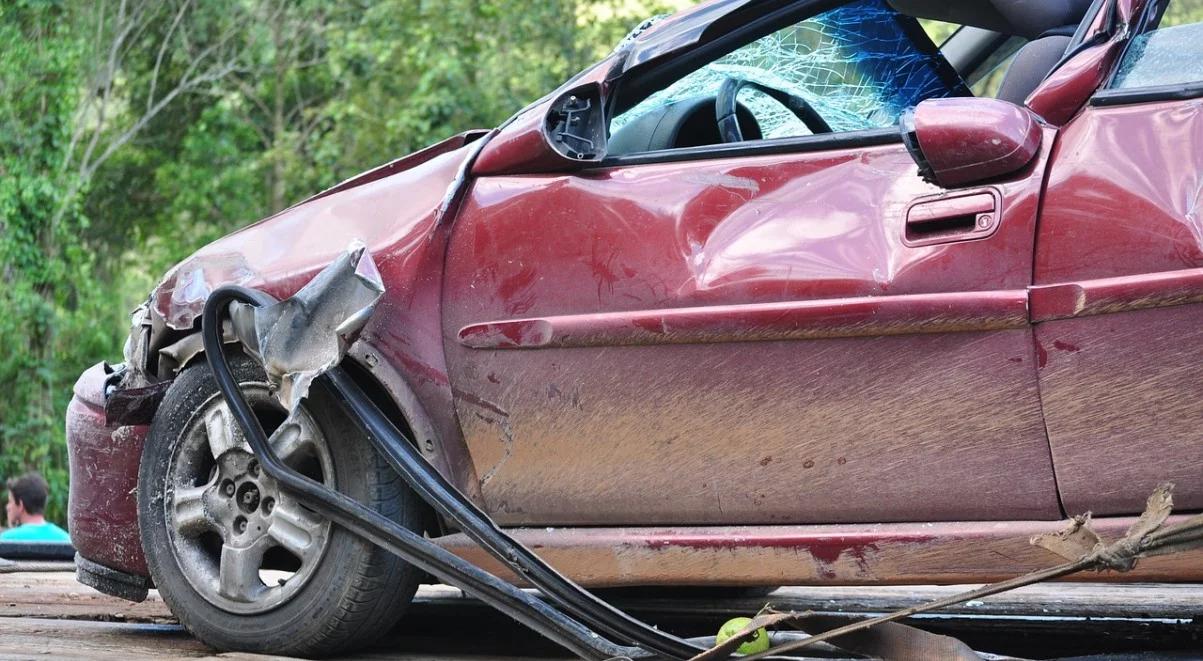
458 289 1029 350
1030 267 1203 323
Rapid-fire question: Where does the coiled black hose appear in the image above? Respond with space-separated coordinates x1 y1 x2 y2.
201 285 633 660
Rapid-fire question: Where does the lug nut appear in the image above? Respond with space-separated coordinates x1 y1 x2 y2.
248 460 259 477
234 517 247 534
263 497 275 514
223 480 235 497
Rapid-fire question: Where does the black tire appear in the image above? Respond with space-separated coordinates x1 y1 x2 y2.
138 352 424 656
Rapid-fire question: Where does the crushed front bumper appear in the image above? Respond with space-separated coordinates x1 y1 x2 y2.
65 362 151 586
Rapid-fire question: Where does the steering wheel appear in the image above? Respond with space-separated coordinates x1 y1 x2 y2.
715 77 832 143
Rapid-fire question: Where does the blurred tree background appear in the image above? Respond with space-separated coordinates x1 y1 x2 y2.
0 0 684 524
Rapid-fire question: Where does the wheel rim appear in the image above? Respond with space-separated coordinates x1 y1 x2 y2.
164 385 334 614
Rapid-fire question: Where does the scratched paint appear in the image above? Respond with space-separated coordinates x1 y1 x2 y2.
66 365 149 575
434 517 1203 586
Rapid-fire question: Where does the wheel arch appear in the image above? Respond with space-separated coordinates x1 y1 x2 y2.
153 331 465 534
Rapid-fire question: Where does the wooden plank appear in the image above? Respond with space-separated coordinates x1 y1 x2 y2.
0 618 557 660
0 572 171 622
0 618 211 660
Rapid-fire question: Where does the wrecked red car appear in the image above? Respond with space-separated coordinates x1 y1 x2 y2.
66 0 1203 655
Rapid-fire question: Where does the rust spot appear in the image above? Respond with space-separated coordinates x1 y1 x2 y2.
1008 357 1023 364
1053 339 1081 353
1036 340 1049 368
836 457 847 465
802 459 815 469
759 456 772 466
487 372 501 384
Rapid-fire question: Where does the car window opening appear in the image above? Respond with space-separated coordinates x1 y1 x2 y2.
607 0 1097 158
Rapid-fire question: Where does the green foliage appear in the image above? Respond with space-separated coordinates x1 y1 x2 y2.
0 0 675 526
0 0 119 523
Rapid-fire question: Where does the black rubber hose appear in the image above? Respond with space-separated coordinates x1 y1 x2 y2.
200 285 631 660
324 367 702 659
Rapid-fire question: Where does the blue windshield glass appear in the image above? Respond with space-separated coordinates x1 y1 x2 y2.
613 0 965 138
1112 21 1203 90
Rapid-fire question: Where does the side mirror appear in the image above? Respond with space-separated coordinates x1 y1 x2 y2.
901 98 1042 188
472 83 607 176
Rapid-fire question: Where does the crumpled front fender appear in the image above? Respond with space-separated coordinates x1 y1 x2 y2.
82 132 486 577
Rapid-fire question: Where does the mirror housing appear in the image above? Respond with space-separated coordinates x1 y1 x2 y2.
472 83 607 176
901 98 1042 188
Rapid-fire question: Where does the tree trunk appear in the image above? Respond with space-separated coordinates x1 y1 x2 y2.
270 12 286 212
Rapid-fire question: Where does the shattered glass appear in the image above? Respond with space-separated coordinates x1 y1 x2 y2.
611 0 964 140
1111 22 1203 90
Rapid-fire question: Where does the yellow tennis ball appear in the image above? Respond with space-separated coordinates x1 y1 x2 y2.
715 616 770 654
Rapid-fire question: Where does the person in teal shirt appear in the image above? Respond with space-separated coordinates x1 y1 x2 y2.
3 471 70 543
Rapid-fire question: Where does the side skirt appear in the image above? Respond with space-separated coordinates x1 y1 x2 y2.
435 517 1203 587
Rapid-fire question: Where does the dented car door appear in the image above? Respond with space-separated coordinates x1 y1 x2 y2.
441 0 1063 526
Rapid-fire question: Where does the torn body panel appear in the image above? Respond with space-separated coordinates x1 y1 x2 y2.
229 243 385 412
129 138 481 488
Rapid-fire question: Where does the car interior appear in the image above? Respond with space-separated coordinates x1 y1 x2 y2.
607 0 1097 156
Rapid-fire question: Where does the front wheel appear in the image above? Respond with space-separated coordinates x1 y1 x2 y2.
138 352 424 656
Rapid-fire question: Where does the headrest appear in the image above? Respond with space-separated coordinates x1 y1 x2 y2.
887 0 1094 39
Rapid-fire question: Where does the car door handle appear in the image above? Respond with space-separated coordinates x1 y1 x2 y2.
903 191 999 246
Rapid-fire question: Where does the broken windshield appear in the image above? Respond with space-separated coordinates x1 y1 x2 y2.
611 0 967 140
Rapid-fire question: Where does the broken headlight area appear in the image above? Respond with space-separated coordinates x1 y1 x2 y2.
105 253 260 427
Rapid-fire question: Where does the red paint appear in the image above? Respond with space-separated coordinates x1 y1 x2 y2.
1034 92 1203 516
305 130 487 204
66 364 148 576
1030 268 1203 323
443 125 1060 525
1023 1 1129 126
911 98 1042 187
1027 42 1123 125
435 516 1203 586
458 290 1029 350
471 104 566 176
69 139 488 576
